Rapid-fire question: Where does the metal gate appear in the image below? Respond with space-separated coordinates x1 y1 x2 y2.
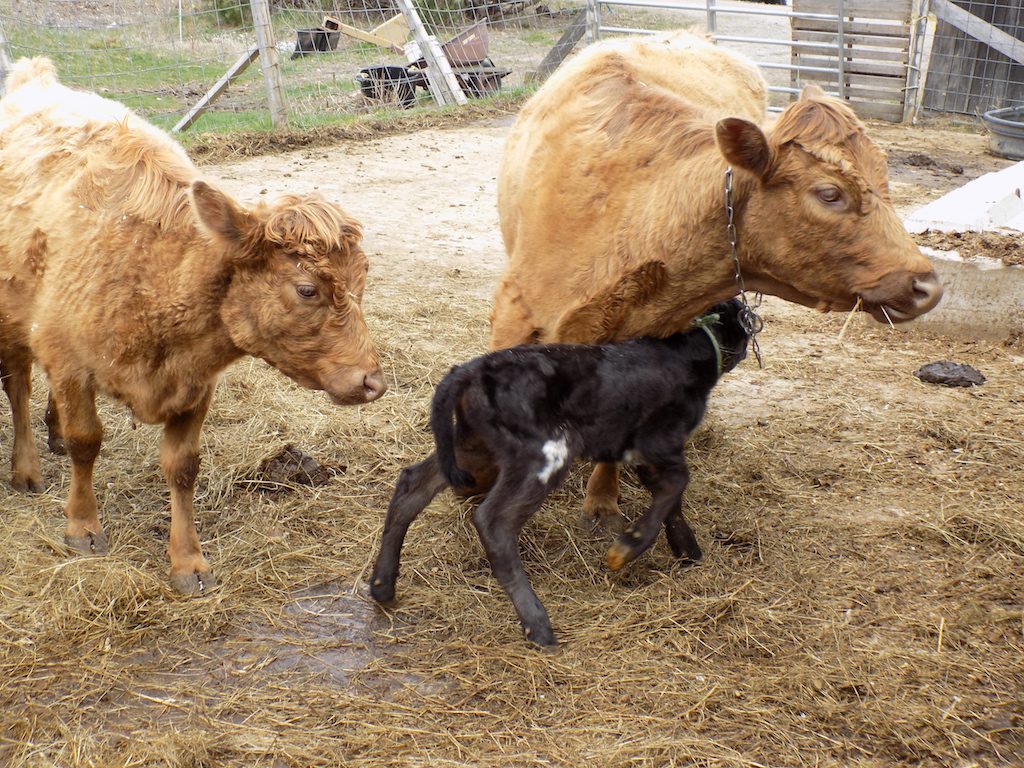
583 0 928 122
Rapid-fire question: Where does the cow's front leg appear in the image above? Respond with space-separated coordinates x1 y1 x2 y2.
56 378 108 554
607 462 691 571
161 388 216 594
581 462 627 533
1 351 43 492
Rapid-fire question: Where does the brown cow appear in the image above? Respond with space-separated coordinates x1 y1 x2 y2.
490 30 942 529
0 58 385 592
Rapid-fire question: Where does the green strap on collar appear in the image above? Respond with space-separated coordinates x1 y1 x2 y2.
692 312 723 377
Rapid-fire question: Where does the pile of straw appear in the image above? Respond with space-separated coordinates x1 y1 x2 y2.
2 255 1021 767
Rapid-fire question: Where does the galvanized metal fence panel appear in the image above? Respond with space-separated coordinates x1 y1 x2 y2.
922 0 1024 116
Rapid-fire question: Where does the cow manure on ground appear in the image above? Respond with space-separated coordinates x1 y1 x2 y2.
914 360 986 387
254 443 345 491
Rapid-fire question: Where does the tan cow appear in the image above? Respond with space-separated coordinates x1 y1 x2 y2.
491 31 942 528
0 58 385 592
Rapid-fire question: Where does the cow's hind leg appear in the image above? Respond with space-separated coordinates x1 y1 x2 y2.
370 454 448 604
472 471 556 647
581 462 627 533
607 462 693 571
1 351 43 492
56 378 108 554
45 391 66 455
161 389 216 594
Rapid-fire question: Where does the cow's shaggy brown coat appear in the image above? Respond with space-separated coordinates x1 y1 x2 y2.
490 31 943 528
0 58 385 592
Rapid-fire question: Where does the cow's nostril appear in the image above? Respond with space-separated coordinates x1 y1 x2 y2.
363 370 387 401
911 272 943 310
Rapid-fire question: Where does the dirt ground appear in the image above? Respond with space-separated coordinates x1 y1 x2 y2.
2 114 1023 767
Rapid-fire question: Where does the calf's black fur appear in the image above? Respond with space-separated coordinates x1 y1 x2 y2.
370 299 750 647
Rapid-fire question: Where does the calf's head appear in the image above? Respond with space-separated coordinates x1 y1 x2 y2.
715 87 942 324
191 181 386 404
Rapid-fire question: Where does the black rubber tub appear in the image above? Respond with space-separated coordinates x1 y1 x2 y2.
982 106 1024 161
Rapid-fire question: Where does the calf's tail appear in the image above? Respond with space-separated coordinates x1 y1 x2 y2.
430 364 477 489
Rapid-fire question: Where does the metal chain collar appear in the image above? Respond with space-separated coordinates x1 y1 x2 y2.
724 166 764 367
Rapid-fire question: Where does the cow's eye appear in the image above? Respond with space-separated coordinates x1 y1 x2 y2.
296 283 318 299
816 186 843 205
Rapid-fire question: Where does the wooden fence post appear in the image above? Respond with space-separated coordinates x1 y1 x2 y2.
250 0 288 129
0 18 13 98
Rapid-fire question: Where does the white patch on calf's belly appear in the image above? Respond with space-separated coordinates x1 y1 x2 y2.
537 436 569 484
622 449 644 465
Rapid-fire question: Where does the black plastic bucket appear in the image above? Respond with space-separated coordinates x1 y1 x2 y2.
982 106 1024 161
356 66 427 109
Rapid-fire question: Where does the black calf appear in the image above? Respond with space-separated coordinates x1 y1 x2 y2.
370 299 750 647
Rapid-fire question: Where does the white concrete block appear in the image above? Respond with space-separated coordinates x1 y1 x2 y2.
904 160 1024 234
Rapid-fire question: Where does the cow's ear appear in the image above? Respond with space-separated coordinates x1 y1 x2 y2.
715 117 773 179
190 180 255 247
799 83 826 101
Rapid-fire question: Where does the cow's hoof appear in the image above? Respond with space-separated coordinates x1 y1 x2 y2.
48 436 67 456
369 578 396 605
65 530 109 555
170 570 218 595
12 474 44 493
606 539 639 571
578 508 628 536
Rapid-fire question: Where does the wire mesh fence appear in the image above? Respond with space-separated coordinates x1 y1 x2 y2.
0 0 594 133
0 0 1019 134
921 0 1024 117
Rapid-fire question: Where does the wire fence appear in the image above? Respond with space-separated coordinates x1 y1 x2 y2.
0 0 594 133
0 0 1019 134
921 0 1024 117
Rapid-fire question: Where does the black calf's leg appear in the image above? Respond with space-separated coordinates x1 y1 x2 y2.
472 471 555 646
607 462 693 570
663 509 702 563
370 454 448 603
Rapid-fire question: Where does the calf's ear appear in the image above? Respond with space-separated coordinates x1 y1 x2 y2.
190 180 256 248
715 117 773 179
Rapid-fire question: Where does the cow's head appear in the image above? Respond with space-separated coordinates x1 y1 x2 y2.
191 181 386 404
714 86 942 323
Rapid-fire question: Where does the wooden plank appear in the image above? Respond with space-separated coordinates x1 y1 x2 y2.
793 18 909 37
534 9 587 82
332 20 403 52
790 30 911 49
929 0 1024 67
847 100 904 120
792 42 908 62
791 55 906 77
795 0 912 21
797 70 907 90
173 45 259 132
396 0 465 106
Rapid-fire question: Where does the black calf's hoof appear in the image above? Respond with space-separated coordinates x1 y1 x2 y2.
369 578 396 605
524 624 557 648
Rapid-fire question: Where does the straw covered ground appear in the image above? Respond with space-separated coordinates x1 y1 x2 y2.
1 117 1022 767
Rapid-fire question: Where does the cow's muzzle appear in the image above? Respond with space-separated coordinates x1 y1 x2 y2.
326 367 387 405
861 269 943 323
